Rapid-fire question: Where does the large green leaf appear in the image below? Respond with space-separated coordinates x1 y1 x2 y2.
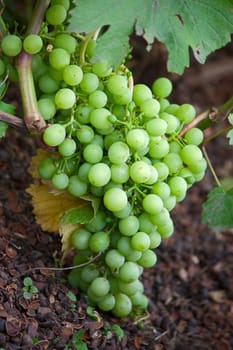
202 187 233 229
68 0 233 74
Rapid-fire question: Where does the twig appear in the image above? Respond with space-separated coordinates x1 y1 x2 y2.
0 110 26 129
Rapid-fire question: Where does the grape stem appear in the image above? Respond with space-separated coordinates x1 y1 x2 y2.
202 146 222 187
0 110 26 129
16 0 50 132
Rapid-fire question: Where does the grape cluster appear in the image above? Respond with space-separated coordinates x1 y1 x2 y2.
0 1 207 317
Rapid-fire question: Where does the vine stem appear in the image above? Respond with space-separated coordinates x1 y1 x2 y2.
16 0 50 132
202 146 222 187
0 110 26 129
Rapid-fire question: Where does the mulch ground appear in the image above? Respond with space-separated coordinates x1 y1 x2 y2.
0 40 233 350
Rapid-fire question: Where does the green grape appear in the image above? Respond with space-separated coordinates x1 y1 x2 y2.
118 279 144 296
112 293 132 317
133 84 152 106
165 103 179 114
83 143 103 163
168 176 188 199
77 162 92 182
80 72 99 93
159 98 170 111
148 230 162 249
1 34 22 56
117 237 142 262
92 60 112 77
175 103 196 123
81 264 99 284
150 207 170 226
103 188 128 212
163 195 176 211
51 0 70 10
75 105 92 124
145 118 167 137
85 211 107 232
88 90 108 108
51 172 69 190
85 39 97 58
89 108 112 130
129 161 151 184
131 232 151 251
37 98 56 120
184 127 204 145
131 292 148 310
108 141 130 164
91 134 104 147
160 112 180 134
145 165 158 185
55 88 76 109
110 163 129 184
103 128 124 149
169 141 182 153
153 162 169 181
38 74 59 94
23 34 43 54
90 185 104 197
54 33 77 54
68 269 81 288
179 167 195 185
70 228 91 250
88 163 111 186
105 249 125 271
152 181 171 200
113 88 132 105
43 124 66 146
126 128 149 151
152 77 173 98
142 193 163 215
68 175 88 196
157 219 174 238
76 125 94 143
38 158 56 179
163 152 183 175
180 144 203 165
107 74 128 95
49 48 70 70
88 231 110 253
113 203 132 219
97 293 115 311
138 212 156 234
63 64 83 86
188 157 207 174
137 250 157 268
140 98 160 118
149 138 169 159
58 138 76 157
118 215 139 236
45 5 67 25
119 261 140 283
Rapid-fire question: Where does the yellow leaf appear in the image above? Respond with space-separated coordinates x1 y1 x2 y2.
59 221 80 259
26 149 87 234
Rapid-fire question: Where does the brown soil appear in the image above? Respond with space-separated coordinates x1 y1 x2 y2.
0 41 233 350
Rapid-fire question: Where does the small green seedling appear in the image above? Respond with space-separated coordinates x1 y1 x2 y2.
23 277 38 300
65 330 88 350
66 290 77 311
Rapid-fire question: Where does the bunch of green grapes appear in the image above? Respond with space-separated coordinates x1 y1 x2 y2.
1 1 207 317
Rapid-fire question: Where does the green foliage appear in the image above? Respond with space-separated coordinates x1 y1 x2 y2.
0 121 8 138
202 187 233 229
23 277 39 300
68 0 233 73
65 330 88 350
227 113 233 145
62 205 94 224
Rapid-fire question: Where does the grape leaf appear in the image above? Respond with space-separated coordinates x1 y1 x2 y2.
62 204 94 224
68 0 233 73
228 113 233 125
0 121 8 138
202 187 233 229
226 129 233 145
